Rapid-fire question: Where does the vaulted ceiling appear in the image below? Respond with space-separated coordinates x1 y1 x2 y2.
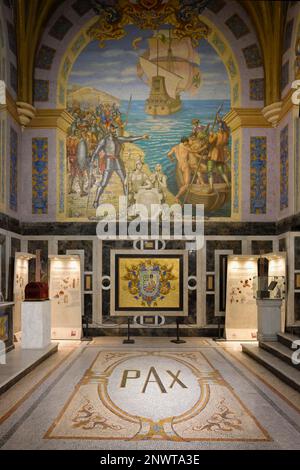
14 0 289 106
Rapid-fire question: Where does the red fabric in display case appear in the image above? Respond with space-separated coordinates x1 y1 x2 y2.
25 282 49 301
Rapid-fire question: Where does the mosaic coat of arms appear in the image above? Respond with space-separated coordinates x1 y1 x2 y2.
123 259 177 307
111 251 187 315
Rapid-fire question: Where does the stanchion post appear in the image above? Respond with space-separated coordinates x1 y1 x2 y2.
123 316 135 344
171 317 186 344
81 314 93 341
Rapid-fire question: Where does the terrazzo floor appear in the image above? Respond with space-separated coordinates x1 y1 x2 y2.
0 338 300 450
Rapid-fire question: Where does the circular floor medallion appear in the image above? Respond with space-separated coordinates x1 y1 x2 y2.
106 355 201 421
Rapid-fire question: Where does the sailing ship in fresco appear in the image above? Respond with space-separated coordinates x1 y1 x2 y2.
137 31 201 115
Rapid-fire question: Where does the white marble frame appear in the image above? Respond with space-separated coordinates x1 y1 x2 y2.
214 249 234 317
66 249 85 317
0 228 22 301
284 231 300 326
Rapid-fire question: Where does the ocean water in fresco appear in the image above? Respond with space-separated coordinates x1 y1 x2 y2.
122 99 231 216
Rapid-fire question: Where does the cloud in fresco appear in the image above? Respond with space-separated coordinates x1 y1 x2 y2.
69 27 230 101
99 48 142 59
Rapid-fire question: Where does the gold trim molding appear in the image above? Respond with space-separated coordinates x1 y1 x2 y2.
224 108 271 132
29 109 74 133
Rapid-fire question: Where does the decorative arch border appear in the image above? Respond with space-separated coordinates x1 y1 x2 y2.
34 0 265 109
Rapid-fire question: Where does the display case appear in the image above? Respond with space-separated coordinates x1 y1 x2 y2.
49 255 82 340
0 302 14 352
253 276 285 300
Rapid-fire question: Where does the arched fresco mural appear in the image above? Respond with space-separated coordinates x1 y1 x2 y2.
65 24 232 220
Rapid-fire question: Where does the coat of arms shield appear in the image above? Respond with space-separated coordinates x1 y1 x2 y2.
139 266 160 303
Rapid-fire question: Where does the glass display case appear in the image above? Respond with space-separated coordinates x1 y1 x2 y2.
0 302 14 352
253 276 285 300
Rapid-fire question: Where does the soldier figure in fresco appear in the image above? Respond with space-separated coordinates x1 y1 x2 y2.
186 136 209 187
207 114 230 192
90 123 149 208
191 118 210 139
67 132 88 197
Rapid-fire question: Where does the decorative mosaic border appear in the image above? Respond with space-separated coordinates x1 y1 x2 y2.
32 137 48 214
280 125 289 211
233 138 240 214
9 126 17 211
250 136 267 214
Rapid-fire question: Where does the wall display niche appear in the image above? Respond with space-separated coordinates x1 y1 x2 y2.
13 252 36 334
225 255 258 341
110 250 188 317
225 253 286 341
49 255 82 339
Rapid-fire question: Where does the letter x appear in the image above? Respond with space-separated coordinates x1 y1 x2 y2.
167 370 187 389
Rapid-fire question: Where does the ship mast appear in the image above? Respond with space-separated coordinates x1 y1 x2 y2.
167 29 172 74
156 30 159 77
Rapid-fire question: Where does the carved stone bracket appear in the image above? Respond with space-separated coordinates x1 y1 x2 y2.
262 101 283 127
16 101 36 129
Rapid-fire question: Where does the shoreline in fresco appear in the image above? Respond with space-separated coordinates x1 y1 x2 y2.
66 140 177 219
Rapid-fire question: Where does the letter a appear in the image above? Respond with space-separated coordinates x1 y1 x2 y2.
142 367 167 393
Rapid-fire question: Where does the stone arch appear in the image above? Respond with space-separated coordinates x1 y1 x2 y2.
281 1 300 98
0 0 17 98
33 0 265 109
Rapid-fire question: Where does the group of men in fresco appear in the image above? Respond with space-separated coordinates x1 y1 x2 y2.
167 115 230 202
67 101 230 209
67 102 124 197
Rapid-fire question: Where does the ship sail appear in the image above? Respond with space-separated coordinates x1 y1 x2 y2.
139 56 183 100
150 60 201 95
138 33 201 97
148 35 200 65
137 31 201 115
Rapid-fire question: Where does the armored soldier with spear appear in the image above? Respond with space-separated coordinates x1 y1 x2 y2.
207 105 230 192
87 123 149 209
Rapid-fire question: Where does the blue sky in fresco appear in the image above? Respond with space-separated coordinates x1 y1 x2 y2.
69 25 230 101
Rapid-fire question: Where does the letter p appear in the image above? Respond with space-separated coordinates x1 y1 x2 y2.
120 370 140 388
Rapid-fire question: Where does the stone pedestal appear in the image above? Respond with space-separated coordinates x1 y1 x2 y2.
256 299 282 342
21 301 51 349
